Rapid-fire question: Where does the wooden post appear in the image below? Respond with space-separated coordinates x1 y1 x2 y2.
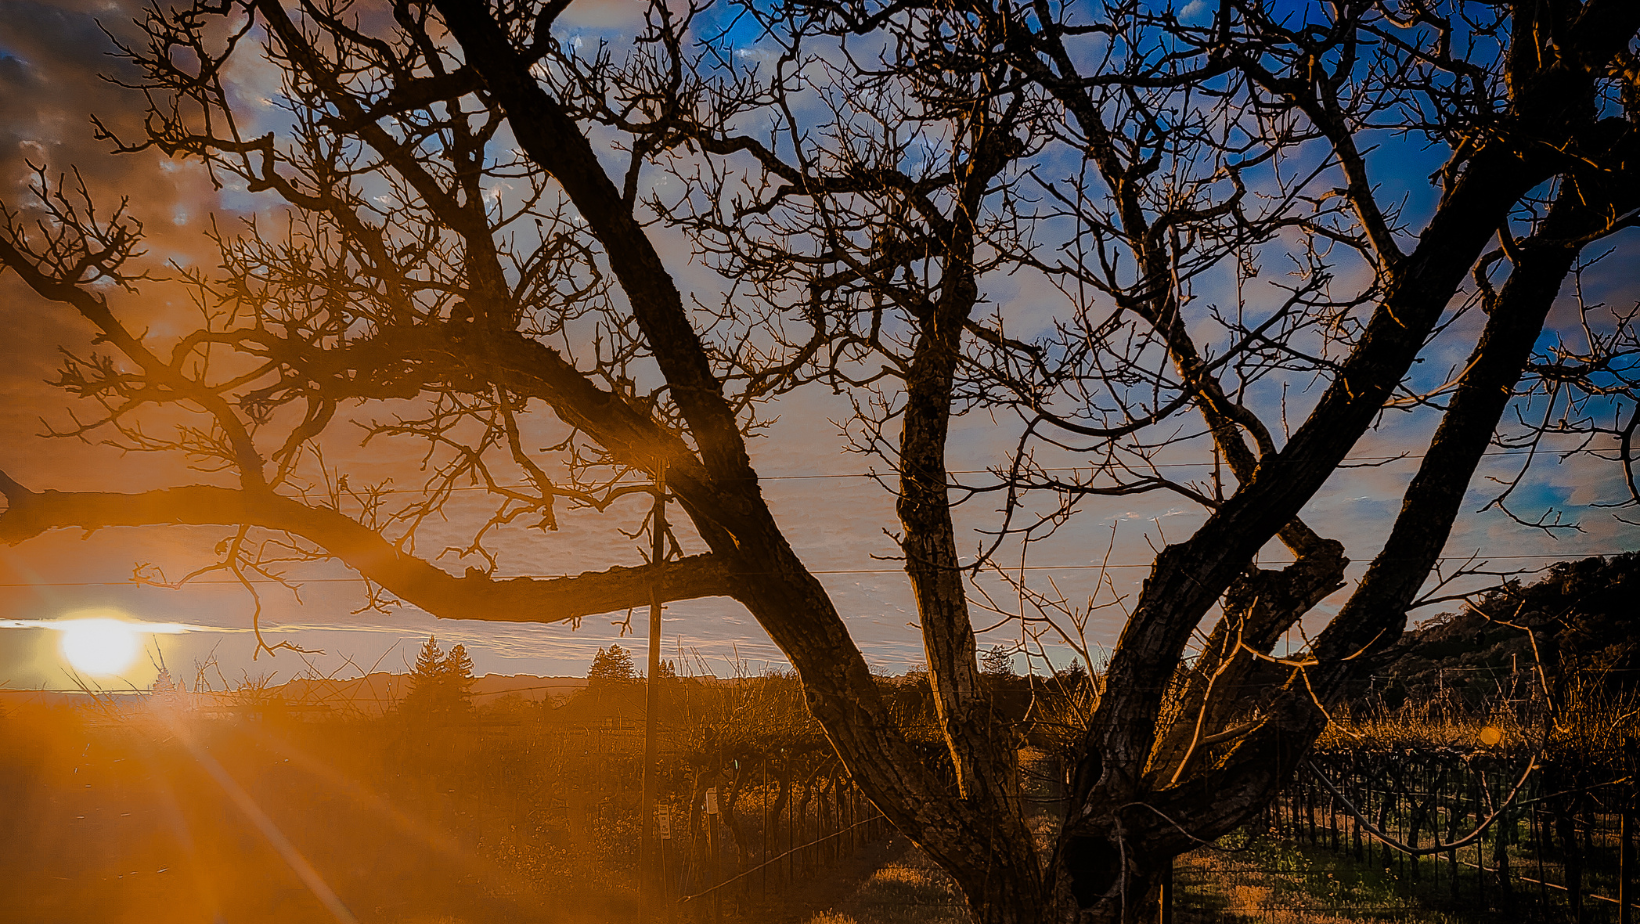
1494 769 1511 902
1620 808 1631 924
1534 803 1547 912
658 805 676 924
1563 775 1584 924
1307 772 1317 846
1624 738 1638 924
1330 789 1340 853
707 788 723 924
761 762 769 904
1474 774 1484 909
1159 856 1174 924
640 467 668 921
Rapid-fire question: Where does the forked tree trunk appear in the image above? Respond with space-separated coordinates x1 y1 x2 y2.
936 835 1172 924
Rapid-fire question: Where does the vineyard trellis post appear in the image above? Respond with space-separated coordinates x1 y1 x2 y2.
640 465 669 920
1263 746 1640 921
1568 767 1585 924
1624 804 1633 924
1494 767 1510 901
1623 737 1637 924
761 761 769 903
1159 857 1174 924
1474 769 1485 907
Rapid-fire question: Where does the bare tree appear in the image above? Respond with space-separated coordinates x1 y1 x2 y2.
1 0 1638 922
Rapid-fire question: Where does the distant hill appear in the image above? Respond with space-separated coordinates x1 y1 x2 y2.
1366 552 1640 709
0 672 590 718
270 672 587 716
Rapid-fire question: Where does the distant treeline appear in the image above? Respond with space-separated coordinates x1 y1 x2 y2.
1364 552 1640 709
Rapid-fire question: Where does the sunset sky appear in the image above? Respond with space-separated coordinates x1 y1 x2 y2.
2 0 1637 693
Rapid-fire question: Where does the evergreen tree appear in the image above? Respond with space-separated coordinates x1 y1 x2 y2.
587 644 635 687
403 635 447 714
980 645 1015 678
443 643 476 712
402 635 475 718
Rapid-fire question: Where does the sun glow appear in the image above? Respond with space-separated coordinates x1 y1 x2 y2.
57 617 145 676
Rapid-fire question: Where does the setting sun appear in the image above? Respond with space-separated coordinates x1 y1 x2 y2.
57 618 143 676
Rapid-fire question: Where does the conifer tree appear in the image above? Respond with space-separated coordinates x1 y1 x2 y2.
980 646 1015 678
443 643 476 713
587 644 635 688
403 635 463 717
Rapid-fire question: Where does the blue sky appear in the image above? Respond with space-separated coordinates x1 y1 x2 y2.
1 0 1636 692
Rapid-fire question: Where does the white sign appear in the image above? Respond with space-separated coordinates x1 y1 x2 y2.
658 805 671 839
705 787 719 815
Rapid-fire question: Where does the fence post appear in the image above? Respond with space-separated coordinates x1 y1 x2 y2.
1561 772 1584 924
1494 766 1510 902
1475 799 1485 909
1306 770 1317 846
1621 807 1631 924
1622 737 1635 924
1351 755 1364 861
761 762 769 905
707 788 723 924
1159 855 1173 924
1447 785 1459 900
1379 790 1394 873
1330 770 1340 853
1533 802 1547 912
640 471 668 922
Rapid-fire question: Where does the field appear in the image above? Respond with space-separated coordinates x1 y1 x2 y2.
0 669 899 924
5 662 1636 924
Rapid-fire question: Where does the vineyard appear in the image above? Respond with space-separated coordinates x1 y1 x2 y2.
0 667 948 923
7 644 1640 924
1167 678 1640 924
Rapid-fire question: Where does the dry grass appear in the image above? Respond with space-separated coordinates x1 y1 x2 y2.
802 836 967 924
1316 677 1640 758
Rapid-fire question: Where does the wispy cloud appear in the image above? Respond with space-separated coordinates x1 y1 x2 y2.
1 617 218 634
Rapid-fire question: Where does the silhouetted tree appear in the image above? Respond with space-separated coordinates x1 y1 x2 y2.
587 645 635 688
444 643 476 708
403 636 476 718
980 646 1015 679
1 1 1637 921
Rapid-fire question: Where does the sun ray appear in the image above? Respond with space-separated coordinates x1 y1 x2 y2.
168 723 360 924
225 716 545 899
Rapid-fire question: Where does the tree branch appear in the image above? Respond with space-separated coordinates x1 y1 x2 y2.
0 478 736 621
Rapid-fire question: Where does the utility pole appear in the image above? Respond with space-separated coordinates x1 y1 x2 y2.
640 464 667 920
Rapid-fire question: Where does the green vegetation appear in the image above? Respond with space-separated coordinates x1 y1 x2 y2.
1177 833 1469 924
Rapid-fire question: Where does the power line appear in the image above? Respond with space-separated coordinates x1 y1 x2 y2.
340 447 1548 494
0 551 1630 589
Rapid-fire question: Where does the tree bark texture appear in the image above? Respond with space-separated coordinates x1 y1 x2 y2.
1 3 1637 924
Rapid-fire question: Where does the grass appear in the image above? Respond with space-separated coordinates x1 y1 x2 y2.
801 835 967 924
1176 833 1470 924
1316 676 1640 759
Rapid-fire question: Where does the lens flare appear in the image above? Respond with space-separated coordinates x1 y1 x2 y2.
58 618 143 676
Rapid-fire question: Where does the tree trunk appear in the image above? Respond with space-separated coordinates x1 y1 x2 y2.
1037 829 1170 924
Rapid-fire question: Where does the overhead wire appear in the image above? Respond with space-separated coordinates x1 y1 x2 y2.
335 447 1555 493
0 551 1631 588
